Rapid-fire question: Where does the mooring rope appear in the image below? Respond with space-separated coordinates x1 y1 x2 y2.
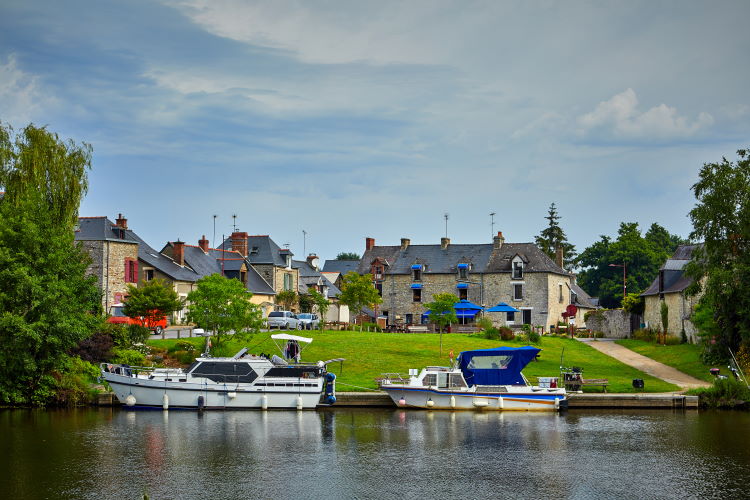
335 382 382 392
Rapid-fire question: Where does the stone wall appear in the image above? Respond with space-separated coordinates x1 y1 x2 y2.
643 293 700 343
81 239 138 311
585 309 632 338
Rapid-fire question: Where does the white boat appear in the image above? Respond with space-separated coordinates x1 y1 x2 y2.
101 334 342 410
380 346 566 411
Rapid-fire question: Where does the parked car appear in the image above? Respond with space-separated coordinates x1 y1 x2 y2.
297 313 320 330
106 304 168 334
266 310 300 330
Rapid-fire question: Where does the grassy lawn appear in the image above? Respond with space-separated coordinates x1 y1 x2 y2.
615 339 714 383
148 332 679 393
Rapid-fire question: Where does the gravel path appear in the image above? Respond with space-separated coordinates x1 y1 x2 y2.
578 338 711 389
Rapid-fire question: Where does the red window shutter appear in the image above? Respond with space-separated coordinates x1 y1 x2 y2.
132 260 139 282
124 259 130 282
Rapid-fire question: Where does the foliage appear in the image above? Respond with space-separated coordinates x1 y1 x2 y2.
339 271 382 320
691 301 725 364
584 309 604 322
50 357 101 407
122 279 183 330
664 336 681 346
622 294 645 315
689 378 750 408
632 328 657 342
534 202 577 269
307 289 330 328
686 147 750 357
335 252 360 260
276 290 298 311
499 327 514 341
71 330 114 363
660 301 669 343
527 329 541 344
576 222 687 308
476 317 493 331
187 274 263 346
424 293 458 333
361 322 382 332
125 324 150 346
111 348 147 366
0 122 100 405
298 293 315 313
484 327 500 340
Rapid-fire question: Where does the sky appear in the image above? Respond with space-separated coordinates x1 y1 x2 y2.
2 0 749 262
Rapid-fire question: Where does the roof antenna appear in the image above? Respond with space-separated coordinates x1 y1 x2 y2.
302 229 307 257
444 213 449 238
213 214 217 250
490 212 496 239
232 214 237 232
284 243 290 249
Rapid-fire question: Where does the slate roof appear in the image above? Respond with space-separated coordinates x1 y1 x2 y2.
322 259 360 275
641 245 697 296
221 235 291 266
358 241 569 276
570 282 598 309
293 259 342 298
180 244 275 296
75 217 138 244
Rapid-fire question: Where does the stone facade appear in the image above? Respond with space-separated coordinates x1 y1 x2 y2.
585 309 632 338
643 293 700 342
254 263 299 298
80 239 138 312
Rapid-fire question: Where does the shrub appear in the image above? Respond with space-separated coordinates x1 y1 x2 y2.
690 378 750 408
476 317 493 331
111 348 147 366
50 357 102 407
361 322 382 332
736 342 750 374
527 330 541 344
484 327 500 340
633 328 656 342
499 327 514 341
584 310 604 323
664 335 682 346
594 331 605 339
172 350 197 365
173 340 197 353
70 331 114 363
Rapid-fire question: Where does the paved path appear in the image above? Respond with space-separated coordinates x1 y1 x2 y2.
578 339 711 390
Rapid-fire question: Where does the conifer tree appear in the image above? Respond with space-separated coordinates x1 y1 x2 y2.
535 203 577 270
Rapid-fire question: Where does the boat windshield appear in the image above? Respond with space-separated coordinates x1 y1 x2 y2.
466 355 512 370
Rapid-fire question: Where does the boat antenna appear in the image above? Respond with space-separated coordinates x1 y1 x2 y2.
729 348 749 388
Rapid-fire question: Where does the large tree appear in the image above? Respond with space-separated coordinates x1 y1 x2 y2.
187 274 262 346
336 252 360 260
307 289 330 329
535 203 576 270
686 147 750 359
576 222 686 308
0 123 100 405
339 271 382 326
122 279 184 333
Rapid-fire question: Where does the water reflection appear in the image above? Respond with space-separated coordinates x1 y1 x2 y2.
0 408 748 499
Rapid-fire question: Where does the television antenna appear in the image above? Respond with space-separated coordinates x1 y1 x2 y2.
213 215 217 249
302 229 308 257
232 214 237 232
490 212 496 238
444 213 449 238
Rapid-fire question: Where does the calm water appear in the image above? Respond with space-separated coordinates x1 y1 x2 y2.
1 408 749 499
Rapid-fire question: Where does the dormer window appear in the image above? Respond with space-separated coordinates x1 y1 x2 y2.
457 263 469 280
411 264 422 281
250 246 259 255
512 258 524 279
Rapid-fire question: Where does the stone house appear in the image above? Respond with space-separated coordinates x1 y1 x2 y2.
358 233 577 331
294 255 350 323
75 215 139 313
641 245 701 342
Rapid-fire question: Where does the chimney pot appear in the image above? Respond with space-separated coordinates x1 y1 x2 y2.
493 231 505 249
231 231 249 257
173 240 185 266
115 213 128 230
400 238 410 251
555 246 564 269
441 237 450 250
198 235 210 253
365 237 375 251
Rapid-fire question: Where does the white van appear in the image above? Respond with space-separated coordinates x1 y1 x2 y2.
266 311 300 330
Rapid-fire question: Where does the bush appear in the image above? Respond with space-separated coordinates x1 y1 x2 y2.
173 340 197 353
111 348 147 366
484 327 500 340
594 331 605 339
361 322 382 332
70 331 114 363
499 327 514 341
664 335 682 346
690 378 750 408
633 328 656 342
50 357 101 407
476 317 493 331
527 330 541 344
172 350 197 365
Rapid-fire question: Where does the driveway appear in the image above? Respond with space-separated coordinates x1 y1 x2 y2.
578 338 711 390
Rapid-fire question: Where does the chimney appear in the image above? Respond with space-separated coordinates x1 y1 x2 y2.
365 237 375 251
173 240 185 266
441 237 450 250
555 246 564 269
400 238 410 251
307 254 320 271
493 231 505 250
198 235 210 253
231 231 249 257
115 213 128 230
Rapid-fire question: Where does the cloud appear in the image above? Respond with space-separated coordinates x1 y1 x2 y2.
577 88 713 141
0 54 52 125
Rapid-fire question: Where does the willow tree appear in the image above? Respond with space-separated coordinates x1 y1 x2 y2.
0 123 100 405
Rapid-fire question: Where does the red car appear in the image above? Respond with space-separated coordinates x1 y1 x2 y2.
107 304 168 334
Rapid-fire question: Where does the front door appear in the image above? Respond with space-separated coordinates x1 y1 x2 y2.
522 309 532 325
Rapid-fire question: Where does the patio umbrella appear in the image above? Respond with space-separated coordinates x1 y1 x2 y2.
453 299 483 311
485 301 520 313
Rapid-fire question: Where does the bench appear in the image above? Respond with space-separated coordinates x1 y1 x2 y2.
581 378 609 392
406 325 430 333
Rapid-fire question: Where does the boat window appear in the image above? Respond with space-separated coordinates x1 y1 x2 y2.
449 374 467 388
466 355 512 370
437 372 448 388
423 374 437 386
186 362 200 373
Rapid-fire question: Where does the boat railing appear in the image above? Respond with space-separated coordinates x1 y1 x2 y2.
377 373 410 386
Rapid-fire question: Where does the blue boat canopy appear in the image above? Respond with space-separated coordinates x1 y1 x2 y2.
486 302 520 313
410 283 423 289
457 346 540 386
456 283 469 289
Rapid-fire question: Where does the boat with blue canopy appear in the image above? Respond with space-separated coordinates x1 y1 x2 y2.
379 346 566 411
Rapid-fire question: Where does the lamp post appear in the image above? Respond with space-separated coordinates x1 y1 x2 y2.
609 263 627 302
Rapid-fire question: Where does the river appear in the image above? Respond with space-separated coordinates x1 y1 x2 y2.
1 408 749 499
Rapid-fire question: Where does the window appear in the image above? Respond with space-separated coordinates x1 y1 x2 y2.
144 268 154 282
405 313 413 324
374 266 384 280
250 246 259 255
412 268 422 281
375 282 383 296
413 288 422 302
513 284 523 300
522 309 532 325
507 311 515 322
283 273 293 290
241 271 247 284
512 261 524 279
559 284 563 303
459 288 468 300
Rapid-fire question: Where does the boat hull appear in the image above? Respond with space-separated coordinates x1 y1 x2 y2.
382 386 566 411
105 373 322 410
